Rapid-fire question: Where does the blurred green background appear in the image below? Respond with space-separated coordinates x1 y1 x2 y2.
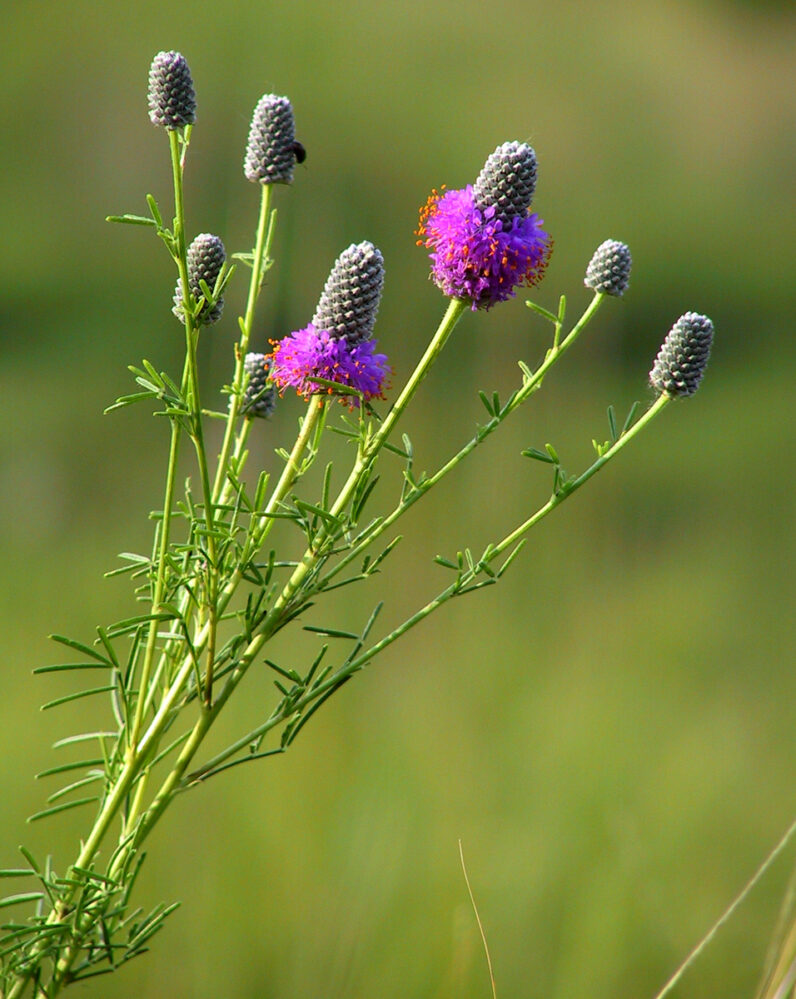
1 1 794 996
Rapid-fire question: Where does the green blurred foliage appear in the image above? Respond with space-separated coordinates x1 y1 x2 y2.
1 1 794 997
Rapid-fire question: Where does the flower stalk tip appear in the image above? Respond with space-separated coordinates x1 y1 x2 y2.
584 239 632 297
650 312 714 397
147 51 197 130
472 141 538 225
311 241 385 343
244 94 302 185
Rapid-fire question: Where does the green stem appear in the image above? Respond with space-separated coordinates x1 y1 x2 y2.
212 184 274 504
127 418 181 753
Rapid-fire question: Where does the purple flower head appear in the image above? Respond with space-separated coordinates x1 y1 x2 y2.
270 242 389 408
148 51 196 130
416 142 551 309
244 94 300 184
270 325 389 408
172 233 226 325
650 312 714 398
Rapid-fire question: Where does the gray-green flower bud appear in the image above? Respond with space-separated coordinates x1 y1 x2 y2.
650 312 714 397
244 95 299 184
584 239 632 297
472 141 538 228
173 233 226 326
147 51 196 130
311 241 385 344
240 353 276 417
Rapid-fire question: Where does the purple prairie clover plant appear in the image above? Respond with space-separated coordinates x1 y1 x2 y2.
270 241 390 407
1 48 730 999
416 141 551 309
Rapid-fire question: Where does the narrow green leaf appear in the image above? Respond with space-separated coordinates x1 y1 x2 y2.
367 535 402 573
0 892 44 909
105 214 157 226
622 400 641 434
353 475 380 521
521 447 555 464
41 685 116 712
34 662 109 674
47 773 104 805
28 797 98 823
303 625 359 639
253 471 270 511
0 869 36 879
303 646 328 687
18 847 41 874
434 555 458 569
70 866 118 887
284 676 352 747
478 390 495 416
381 438 410 457
457 579 497 595
545 443 560 463
37 758 104 780
105 612 173 637
306 375 362 398
104 392 157 414
125 901 180 952
145 194 164 227
52 732 118 749
518 360 535 380
265 660 302 683
50 635 109 665
293 499 342 530
607 405 618 442
525 299 558 323
498 388 520 418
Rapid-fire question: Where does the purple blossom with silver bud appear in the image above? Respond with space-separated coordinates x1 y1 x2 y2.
650 312 714 398
416 141 551 309
147 51 196 130
240 353 276 418
584 239 632 297
270 242 390 407
173 233 226 326
244 95 303 185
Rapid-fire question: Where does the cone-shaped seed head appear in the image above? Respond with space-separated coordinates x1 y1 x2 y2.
311 241 385 344
241 353 276 417
148 51 196 130
244 95 297 184
584 239 632 296
472 142 538 227
650 312 714 397
173 233 226 325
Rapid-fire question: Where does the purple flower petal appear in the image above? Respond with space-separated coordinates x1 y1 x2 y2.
270 325 390 408
417 185 551 309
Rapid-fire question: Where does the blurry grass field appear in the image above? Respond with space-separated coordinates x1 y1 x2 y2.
1 1 794 996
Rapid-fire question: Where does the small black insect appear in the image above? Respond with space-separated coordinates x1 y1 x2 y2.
291 140 307 164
